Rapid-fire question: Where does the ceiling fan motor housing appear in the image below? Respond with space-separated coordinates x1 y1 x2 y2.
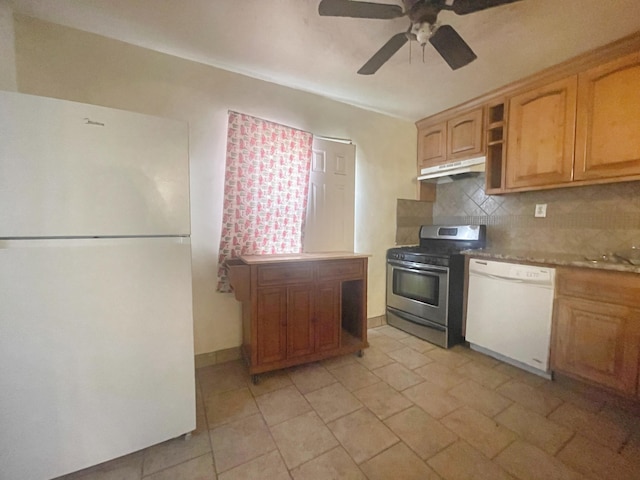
413 22 439 45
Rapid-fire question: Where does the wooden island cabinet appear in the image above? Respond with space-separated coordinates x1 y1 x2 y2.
227 253 368 382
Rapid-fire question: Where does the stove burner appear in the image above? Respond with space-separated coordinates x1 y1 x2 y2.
388 224 486 265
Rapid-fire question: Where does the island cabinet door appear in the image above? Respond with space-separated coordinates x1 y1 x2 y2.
286 284 316 359
315 281 341 352
506 76 577 189
256 287 287 365
574 51 640 181
553 297 640 396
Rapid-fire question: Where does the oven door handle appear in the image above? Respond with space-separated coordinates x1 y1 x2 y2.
388 260 448 274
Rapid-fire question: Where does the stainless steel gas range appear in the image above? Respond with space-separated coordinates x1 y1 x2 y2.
386 224 486 348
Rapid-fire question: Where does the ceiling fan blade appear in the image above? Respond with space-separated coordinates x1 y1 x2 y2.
429 24 477 70
445 0 522 15
358 32 408 75
318 0 404 19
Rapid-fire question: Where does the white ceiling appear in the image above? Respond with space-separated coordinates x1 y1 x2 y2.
7 0 640 121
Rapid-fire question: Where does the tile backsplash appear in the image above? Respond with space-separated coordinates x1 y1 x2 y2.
430 174 640 254
396 199 433 245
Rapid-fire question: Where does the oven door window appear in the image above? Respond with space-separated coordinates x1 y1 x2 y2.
393 269 440 306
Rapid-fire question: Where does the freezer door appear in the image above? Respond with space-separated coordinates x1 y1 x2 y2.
0 92 190 237
0 237 195 480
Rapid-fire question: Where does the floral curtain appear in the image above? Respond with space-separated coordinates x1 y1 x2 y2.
217 111 313 292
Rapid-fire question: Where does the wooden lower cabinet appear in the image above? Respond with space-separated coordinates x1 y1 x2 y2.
229 256 368 378
553 297 640 395
551 267 640 397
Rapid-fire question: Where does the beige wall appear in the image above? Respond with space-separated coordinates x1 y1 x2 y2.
10 15 417 355
0 1 16 90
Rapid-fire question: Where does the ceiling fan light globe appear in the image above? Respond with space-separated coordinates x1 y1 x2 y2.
415 23 434 45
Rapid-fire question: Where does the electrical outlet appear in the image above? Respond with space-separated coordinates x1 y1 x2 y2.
535 204 547 218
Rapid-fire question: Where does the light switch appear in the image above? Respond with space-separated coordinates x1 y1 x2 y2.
535 204 547 218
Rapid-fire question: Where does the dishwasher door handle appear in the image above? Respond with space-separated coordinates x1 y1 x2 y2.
470 271 524 283
486 273 524 283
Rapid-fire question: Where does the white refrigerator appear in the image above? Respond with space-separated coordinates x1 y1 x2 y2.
0 92 196 480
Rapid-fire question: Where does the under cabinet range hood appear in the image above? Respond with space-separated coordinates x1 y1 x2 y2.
418 156 485 182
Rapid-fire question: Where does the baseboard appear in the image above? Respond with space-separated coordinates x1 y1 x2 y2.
194 346 242 369
367 314 387 329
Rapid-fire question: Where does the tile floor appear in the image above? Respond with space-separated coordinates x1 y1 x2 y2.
56 325 640 480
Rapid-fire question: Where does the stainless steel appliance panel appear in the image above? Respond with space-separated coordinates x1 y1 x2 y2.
386 260 449 326
386 308 448 348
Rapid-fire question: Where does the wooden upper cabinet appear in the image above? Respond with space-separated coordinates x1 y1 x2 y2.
418 121 446 169
417 107 484 170
448 108 484 160
506 76 577 189
411 34 640 193
574 51 640 181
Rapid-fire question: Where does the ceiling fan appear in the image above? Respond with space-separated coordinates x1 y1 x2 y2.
318 0 522 74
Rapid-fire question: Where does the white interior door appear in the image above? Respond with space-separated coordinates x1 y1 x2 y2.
304 138 355 253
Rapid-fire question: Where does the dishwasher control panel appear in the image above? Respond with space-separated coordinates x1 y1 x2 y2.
469 258 555 287
509 266 552 282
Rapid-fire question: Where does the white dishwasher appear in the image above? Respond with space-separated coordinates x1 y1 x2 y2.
465 258 555 378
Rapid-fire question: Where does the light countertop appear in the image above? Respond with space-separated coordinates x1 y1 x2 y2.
463 248 640 274
238 251 370 265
